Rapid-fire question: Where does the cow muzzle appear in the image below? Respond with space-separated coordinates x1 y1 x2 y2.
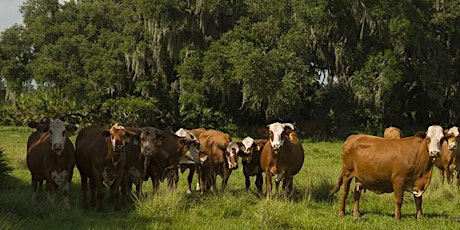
52 143 64 155
429 150 441 158
115 144 125 152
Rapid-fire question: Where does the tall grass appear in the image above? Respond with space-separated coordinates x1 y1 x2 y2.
1 127 460 229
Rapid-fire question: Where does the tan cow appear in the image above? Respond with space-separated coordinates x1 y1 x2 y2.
27 118 77 207
434 126 460 185
197 129 237 193
260 122 304 199
383 126 403 139
330 125 445 220
75 124 135 211
236 136 267 192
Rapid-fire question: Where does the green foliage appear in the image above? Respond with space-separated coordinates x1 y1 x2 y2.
101 96 160 126
0 149 12 188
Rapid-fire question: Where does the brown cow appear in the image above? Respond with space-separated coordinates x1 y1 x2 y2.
236 136 267 193
330 125 445 220
121 132 144 198
27 118 77 207
197 129 237 193
260 122 304 199
75 124 135 211
139 127 199 193
383 126 403 139
434 126 460 185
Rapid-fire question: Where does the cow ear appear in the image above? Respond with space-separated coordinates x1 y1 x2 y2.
28 121 38 128
101 130 111 138
414 131 427 139
257 127 269 136
66 124 78 134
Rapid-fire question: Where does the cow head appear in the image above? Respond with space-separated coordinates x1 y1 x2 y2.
226 141 239 169
420 125 445 158
49 118 77 155
264 122 295 152
28 117 51 133
175 128 203 164
102 124 134 154
138 126 161 157
444 126 460 150
237 136 258 163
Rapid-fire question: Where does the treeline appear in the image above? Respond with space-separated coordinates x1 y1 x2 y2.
1 0 460 138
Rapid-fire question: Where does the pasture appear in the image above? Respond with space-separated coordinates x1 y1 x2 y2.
1 126 460 229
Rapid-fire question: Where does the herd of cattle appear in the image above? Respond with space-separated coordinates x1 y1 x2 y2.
24 118 460 220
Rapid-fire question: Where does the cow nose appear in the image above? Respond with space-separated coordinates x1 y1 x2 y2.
430 150 441 158
115 144 124 152
52 143 63 151
273 144 281 150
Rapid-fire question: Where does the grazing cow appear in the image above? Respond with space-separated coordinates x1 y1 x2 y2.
260 122 304 199
434 126 460 185
175 128 203 194
140 127 199 193
383 126 403 139
330 125 445 220
26 118 77 207
197 129 237 193
75 124 135 211
236 136 267 193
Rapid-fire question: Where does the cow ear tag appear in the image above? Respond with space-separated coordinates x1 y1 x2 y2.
125 136 131 143
133 138 139 145
155 138 163 146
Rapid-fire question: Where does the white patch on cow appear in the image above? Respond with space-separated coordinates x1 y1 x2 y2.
226 142 239 169
102 169 115 187
49 119 67 155
195 182 201 191
446 126 460 150
176 128 201 164
426 125 444 157
412 187 424 197
242 136 255 154
51 170 69 187
268 122 295 151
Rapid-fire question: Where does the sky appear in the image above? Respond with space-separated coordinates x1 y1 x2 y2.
0 0 68 32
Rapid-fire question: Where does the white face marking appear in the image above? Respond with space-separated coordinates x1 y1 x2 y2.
242 136 255 154
51 170 69 186
446 126 460 150
175 128 201 163
426 125 444 157
140 127 158 156
268 122 294 150
49 119 67 155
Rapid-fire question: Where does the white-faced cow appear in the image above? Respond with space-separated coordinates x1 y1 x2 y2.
330 125 445 220
27 118 77 207
434 126 460 185
236 136 267 193
75 124 135 211
260 122 304 199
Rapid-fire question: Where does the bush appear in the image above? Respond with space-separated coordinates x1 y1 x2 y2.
0 149 12 188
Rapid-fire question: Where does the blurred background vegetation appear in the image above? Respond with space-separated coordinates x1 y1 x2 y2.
1 0 460 138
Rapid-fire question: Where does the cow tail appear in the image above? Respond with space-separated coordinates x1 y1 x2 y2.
329 176 343 195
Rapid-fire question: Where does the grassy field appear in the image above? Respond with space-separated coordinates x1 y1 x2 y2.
1 126 460 229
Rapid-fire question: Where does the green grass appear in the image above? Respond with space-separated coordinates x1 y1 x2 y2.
1 126 460 229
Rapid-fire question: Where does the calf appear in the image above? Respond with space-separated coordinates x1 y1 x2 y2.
75 124 134 211
434 126 460 185
236 136 267 193
198 129 238 193
27 118 77 207
383 126 403 139
260 122 304 199
175 128 203 194
330 125 445 220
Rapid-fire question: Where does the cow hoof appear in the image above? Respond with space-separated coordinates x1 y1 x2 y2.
338 211 345 217
186 190 192 195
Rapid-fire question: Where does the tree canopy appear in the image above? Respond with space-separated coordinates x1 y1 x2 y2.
1 0 460 137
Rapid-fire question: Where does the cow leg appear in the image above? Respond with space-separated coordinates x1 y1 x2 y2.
151 177 160 194
338 176 353 217
244 173 251 190
81 176 89 208
186 165 195 194
111 178 122 211
282 176 293 198
90 178 97 207
353 184 361 217
440 169 445 185
414 195 423 219
46 179 57 204
62 180 71 209
94 176 104 212
393 186 404 220
255 173 263 194
265 173 272 200
31 176 39 200
274 180 280 198
446 170 453 184
221 168 231 191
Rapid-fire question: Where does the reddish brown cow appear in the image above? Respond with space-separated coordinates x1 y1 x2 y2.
27 118 77 207
197 129 237 193
260 122 304 199
236 136 267 193
139 127 198 193
330 125 445 220
75 124 135 211
383 126 403 139
434 126 460 185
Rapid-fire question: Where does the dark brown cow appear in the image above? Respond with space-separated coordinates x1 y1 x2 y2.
383 126 403 139
434 126 460 185
27 118 77 207
260 122 304 199
330 125 445 220
236 136 267 193
121 133 144 198
197 129 237 193
139 127 198 193
75 124 134 211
